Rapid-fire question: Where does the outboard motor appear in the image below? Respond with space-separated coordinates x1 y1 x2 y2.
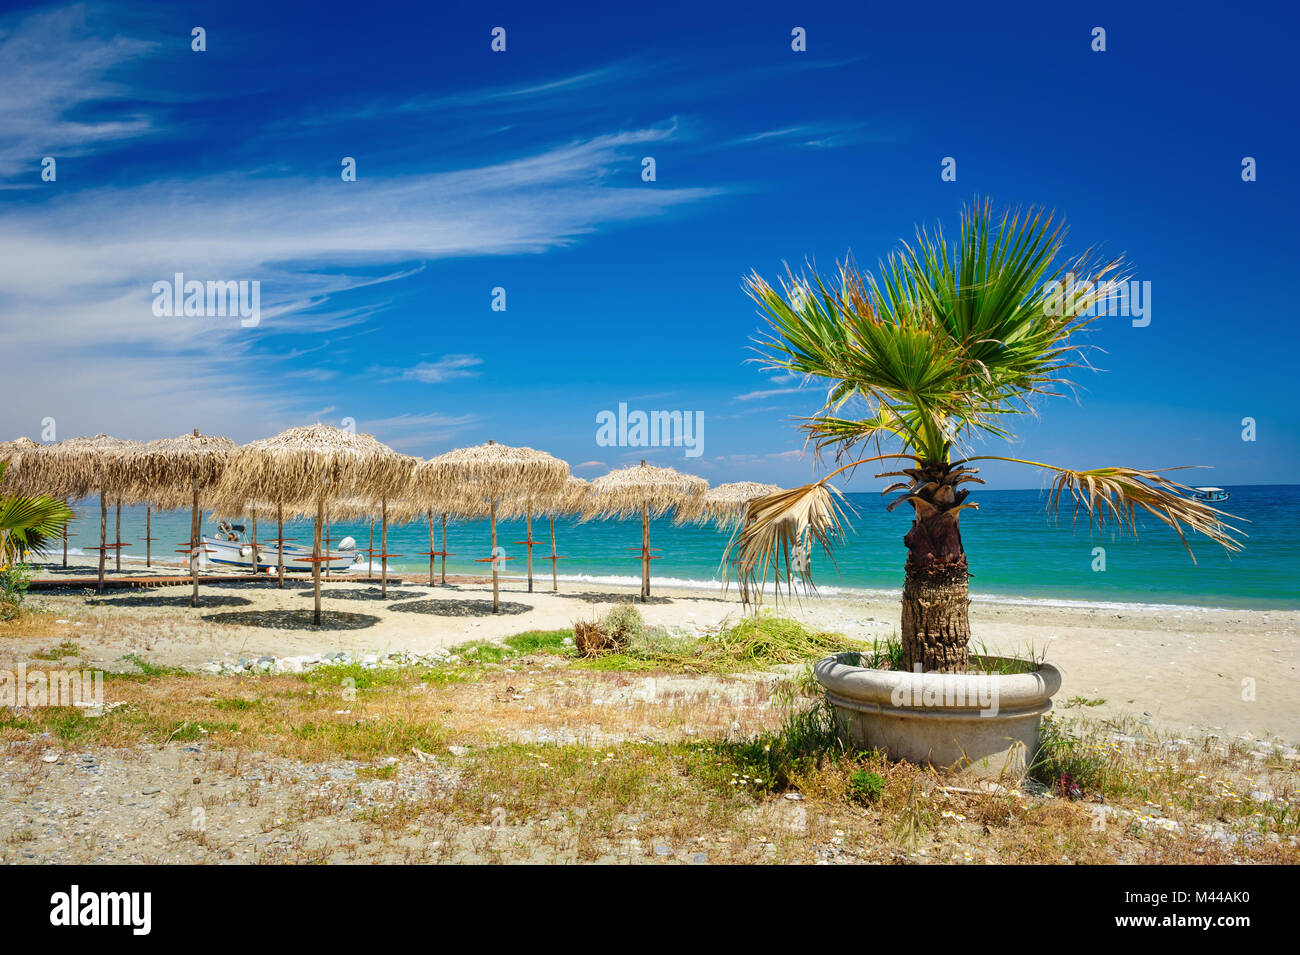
336 536 356 552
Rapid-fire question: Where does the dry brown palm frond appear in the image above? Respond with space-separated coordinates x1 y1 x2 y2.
722 480 853 606
582 462 707 521
1041 465 1245 562
675 481 785 530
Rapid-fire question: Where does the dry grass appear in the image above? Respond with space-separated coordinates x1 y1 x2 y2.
1 639 1296 864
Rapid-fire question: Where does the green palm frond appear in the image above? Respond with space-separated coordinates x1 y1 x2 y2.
744 200 1127 465
0 461 73 564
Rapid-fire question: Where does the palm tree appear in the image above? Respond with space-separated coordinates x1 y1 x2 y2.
0 460 73 567
728 201 1242 673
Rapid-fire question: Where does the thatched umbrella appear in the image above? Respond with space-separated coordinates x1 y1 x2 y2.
219 425 414 624
421 441 568 612
27 435 138 593
677 481 784 531
123 431 235 606
584 460 707 601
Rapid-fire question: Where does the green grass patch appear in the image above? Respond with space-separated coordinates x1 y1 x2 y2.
31 640 81 661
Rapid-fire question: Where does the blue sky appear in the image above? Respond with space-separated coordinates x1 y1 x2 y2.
1 0 1296 490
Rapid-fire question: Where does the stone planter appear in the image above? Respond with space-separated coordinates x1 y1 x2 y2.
814 652 1063 780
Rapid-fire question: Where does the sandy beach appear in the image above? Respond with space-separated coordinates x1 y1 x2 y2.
9 561 1298 744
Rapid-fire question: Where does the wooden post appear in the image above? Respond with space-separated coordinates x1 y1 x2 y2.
427 509 435 586
276 504 285 589
145 507 151 568
641 501 649 602
380 497 389 598
490 498 499 613
440 513 447 584
189 482 200 608
62 522 68 569
550 515 557 592
313 498 323 626
97 492 106 595
367 520 374 577
525 511 534 593
248 509 258 574
114 499 122 572
323 510 331 578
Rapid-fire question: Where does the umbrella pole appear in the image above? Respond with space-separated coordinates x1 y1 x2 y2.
641 502 649 602
145 507 151 568
276 505 285 589
368 520 374 577
324 510 331 578
313 498 323 626
381 498 389 598
250 509 259 575
427 509 434 586
550 515 557 592
190 482 200 608
114 498 121 572
440 514 447 585
526 511 534 593
97 492 106 595
62 522 68 569
491 499 499 613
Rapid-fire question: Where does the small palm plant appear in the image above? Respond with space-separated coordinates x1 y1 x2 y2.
0 459 73 567
728 201 1242 673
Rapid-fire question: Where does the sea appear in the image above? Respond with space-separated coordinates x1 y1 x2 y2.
50 485 1299 611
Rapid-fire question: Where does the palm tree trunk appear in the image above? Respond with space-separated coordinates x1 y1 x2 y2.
899 470 971 673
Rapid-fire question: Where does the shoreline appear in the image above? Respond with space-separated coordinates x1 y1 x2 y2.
32 554 1300 615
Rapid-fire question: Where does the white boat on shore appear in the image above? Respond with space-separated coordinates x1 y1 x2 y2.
199 522 359 573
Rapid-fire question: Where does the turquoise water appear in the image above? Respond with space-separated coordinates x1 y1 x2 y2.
53 485 1299 610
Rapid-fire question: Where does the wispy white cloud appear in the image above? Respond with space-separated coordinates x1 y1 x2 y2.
387 355 484 384
733 373 810 402
0 5 156 179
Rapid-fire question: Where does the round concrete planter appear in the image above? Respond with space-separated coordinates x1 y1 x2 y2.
814 652 1063 780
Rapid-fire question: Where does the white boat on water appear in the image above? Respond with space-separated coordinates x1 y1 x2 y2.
1191 487 1230 503
199 521 359 573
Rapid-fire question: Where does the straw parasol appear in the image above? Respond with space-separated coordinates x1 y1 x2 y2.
1 437 78 568
121 431 236 605
219 425 414 624
584 461 707 601
676 481 784 531
27 435 139 593
420 441 568 611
